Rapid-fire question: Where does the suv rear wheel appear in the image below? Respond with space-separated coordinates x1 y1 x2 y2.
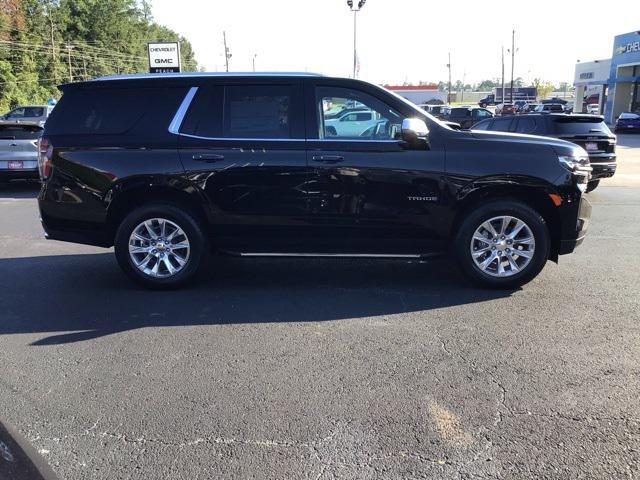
454 200 550 288
114 203 207 288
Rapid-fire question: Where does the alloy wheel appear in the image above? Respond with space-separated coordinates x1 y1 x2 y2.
469 215 535 277
128 218 190 278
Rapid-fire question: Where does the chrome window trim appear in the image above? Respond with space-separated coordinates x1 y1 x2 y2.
168 86 198 135
168 86 401 144
178 133 302 142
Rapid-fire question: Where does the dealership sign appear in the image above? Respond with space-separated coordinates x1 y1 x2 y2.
615 41 640 55
148 42 181 73
579 72 594 80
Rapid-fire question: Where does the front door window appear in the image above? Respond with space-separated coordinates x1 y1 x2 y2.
318 87 403 140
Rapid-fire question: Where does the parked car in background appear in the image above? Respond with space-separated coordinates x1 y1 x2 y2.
443 106 493 129
495 103 516 115
524 103 539 113
534 103 565 113
38 72 592 289
323 105 368 120
0 105 53 126
615 112 640 132
587 104 599 115
419 104 448 118
513 100 529 113
0 122 43 182
472 113 615 192
324 109 380 136
585 93 599 105
541 97 569 106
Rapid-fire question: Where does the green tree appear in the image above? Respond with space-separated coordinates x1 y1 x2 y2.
532 78 555 100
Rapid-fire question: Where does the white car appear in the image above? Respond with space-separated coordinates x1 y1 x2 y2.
587 104 599 115
324 110 380 137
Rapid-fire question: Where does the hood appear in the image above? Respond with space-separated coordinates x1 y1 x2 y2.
469 129 578 150
467 129 588 159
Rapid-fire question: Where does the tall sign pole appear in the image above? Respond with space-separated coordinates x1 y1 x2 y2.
347 1 366 79
223 31 231 72
447 52 451 104
510 29 515 103
501 45 505 104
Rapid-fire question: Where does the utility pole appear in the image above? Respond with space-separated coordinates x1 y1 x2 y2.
347 0 366 79
501 45 505 104
47 1 57 83
223 31 231 72
510 29 516 103
65 44 74 82
252 53 257 72
461 69 466 102
447 52 451 104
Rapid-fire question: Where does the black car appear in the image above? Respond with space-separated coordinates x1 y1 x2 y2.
38 73 592 289
443 107 493 129
472 113 615 192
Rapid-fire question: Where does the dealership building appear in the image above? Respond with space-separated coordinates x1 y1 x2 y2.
574 30 640 123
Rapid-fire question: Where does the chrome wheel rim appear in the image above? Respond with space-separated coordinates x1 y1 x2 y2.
470 216 535 277
128 218 190 278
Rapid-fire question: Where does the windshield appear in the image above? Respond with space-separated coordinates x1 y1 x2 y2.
378 85 452 129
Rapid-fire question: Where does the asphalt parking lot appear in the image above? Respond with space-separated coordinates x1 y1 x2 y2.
1 136 639 480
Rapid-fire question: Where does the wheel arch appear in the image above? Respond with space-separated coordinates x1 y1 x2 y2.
105 178 212 245
450 178 562 262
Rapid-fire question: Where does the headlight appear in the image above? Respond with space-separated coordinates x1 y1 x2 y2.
557 154 591 173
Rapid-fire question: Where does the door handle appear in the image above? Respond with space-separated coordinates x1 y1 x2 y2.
312 155 344 164
192 153 224 162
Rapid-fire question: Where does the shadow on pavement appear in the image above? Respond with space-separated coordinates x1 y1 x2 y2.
0 181 41 199
0 253 514 345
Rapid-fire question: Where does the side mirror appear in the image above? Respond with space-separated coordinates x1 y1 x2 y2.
401 118 430 149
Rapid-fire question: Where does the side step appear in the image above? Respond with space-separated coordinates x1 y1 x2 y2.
218 251 443 259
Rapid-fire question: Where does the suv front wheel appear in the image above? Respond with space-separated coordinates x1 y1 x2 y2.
454 200 550 288
114 203 207 288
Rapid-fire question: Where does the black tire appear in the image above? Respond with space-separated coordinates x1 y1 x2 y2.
454 200 550 289
114 203 207 289
586 180 600 193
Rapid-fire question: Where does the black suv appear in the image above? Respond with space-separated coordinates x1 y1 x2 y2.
473 113 615 192
443 106 493 129
38 73 592 288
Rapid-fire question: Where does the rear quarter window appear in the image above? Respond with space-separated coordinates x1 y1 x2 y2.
46 86 188 136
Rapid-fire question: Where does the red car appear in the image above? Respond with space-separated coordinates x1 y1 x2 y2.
497 103 516 115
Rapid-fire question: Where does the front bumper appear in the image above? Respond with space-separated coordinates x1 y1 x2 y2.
558 195 591 255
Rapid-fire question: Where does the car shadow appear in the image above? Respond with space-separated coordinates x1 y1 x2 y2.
0 253 515 345
0 181 41 199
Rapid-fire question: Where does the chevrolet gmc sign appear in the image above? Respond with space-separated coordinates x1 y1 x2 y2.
148 42 181 73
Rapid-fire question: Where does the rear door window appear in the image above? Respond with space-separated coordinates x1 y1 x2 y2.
472 120 491 130
223 85 292 139
514 117 537 134
490 117 513 132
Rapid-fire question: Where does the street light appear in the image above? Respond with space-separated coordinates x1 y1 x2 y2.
347 0 366 78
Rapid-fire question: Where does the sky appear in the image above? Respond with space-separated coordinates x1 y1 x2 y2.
152 0 639 86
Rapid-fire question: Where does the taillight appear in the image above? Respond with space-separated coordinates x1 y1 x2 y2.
38 137 53 180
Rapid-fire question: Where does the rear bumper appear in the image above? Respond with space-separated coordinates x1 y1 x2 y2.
590 161 617 180
0 168 39 181
558 195 591 255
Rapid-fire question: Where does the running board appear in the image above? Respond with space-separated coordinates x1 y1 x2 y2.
233 252 436 259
